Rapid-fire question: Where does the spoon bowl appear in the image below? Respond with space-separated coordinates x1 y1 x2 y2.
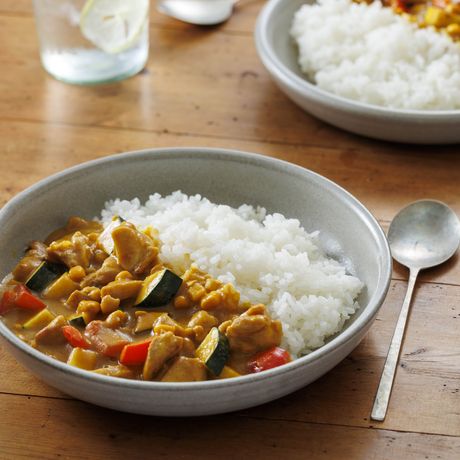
388 200 460 270
157 0 235 25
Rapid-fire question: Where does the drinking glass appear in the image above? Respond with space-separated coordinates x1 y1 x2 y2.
32 0 149 85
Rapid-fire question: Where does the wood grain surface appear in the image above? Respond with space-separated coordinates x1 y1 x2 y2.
0 2 459 459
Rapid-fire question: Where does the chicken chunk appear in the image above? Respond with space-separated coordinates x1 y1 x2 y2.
44 217 103 245
104 310 128 329
188 310 219 330
188 311 219 342
160 357 206 382
66 286 101 309
222 304 282 354
134 311 164 333
47 232 93 270
112 222 158 275
154 313 179 328
181 338 196 357
143 332 183 380
93 364 135 379
85 320 131 357
200 283 240 313
80 256 122 288
100 279 142 301
34 315 67 345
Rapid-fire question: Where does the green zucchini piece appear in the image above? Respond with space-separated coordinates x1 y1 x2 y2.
69 315 86 328
196 327 229 376
23 309 55 330
134 269 182 309
134 311 165 333
25 261 66 292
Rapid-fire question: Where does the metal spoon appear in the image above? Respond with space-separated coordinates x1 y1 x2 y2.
157 0 236 26
371 200 460 422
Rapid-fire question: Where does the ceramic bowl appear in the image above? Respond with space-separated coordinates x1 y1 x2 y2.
255 0 460 144
0 148 391 416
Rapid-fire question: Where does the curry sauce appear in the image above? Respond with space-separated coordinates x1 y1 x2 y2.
357 0 460 40
0 217 290 381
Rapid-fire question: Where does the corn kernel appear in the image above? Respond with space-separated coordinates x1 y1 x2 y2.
81 311 97 324
425 7 448 27
446 23 460 37
77 300 100 314
446 4 460 15
85 287 101 301
69 265 86 282
115 270 133 281
200 291 221 310
174 295 189 309
105 310 128 328
205 278 221 292
188 282 206 302
100 294 121 314
154 324 176 335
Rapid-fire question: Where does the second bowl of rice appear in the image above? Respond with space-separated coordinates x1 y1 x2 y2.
255 0 460 144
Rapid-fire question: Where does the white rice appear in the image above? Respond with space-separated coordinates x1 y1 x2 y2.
291 0 460 110
101 192 363 358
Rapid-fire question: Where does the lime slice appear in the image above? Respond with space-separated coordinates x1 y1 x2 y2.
80 0 149 54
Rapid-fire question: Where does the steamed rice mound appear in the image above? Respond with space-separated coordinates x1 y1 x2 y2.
102 191 363 358
291 0 460 110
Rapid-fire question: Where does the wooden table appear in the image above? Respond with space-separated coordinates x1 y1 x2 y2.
0 1 459 458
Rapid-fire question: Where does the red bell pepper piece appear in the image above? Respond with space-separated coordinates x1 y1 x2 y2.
390 0 410 13
119 338 153 366
62 325 90 349
0 290 15 314
248 346 291 373
0 284 46 314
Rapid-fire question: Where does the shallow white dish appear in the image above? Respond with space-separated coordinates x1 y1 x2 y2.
0 148 391 416
255 0 460 144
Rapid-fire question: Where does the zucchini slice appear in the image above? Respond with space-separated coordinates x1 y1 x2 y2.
134 311 165 333
69 315 86 328
196 327 229 376
67 348 98 370
43 273 79 300
25 261 66 292
23 309 55 330
134 269 182 309
218 365 241 379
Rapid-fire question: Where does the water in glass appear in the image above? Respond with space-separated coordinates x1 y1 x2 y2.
33 0 149 84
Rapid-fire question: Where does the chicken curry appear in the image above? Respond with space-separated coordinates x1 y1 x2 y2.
357 0 460 41
0 217 291 381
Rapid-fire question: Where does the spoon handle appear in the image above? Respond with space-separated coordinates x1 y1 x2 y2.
371 267 419 421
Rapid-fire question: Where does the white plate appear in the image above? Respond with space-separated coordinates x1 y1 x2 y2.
255 0 460 144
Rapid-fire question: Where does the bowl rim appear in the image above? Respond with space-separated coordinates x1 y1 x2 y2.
255 0 460 120
0 147 392 391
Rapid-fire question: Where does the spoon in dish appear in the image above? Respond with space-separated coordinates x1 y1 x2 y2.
371 200 460 421
157 0 236 26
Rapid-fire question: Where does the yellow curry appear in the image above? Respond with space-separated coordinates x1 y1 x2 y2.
0 217 291 381
357 0 460 40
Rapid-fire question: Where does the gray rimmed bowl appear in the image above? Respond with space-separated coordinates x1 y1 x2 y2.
0 148 391 416
255 0 460 144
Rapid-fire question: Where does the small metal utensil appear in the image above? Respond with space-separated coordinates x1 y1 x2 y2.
157 0 236 26
371 200 460 421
